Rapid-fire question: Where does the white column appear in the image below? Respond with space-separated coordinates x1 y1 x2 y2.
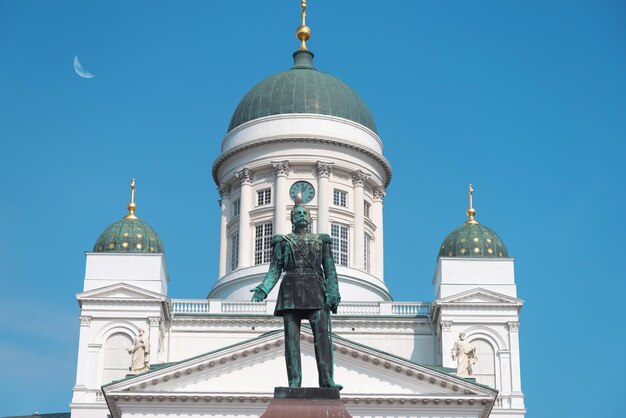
508 321 525 407
272 160 290 235
499 350 513 397
316 161 333 234
73 315 92 390
218 185 231 277
148 317 161 366
372 187 386 281
440 320 454 368
236 168 253 267
351 170 369 269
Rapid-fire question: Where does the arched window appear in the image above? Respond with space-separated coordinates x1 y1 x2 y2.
102 332 133 384
471 338 496 388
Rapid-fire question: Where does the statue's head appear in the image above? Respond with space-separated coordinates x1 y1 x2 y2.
291 204 311 228
459 332 466 340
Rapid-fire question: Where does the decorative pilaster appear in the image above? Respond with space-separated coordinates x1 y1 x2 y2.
440 320 452 332
272 161 290 234
507 321 524 403
218 185 231 277
236 168 253 267
372 187 386 280
351 171 370 269
74 315 92 389
316 161 333 234
148 317 161 366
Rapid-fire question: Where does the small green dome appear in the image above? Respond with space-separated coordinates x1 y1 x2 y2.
93 217 164 254
439 223 508 258
228 50 377 133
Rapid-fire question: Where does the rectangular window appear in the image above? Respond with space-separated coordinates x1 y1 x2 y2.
364 201 371 218
333 190 347 207
255 223 274 265
230 233 239 271
232 199 240 217
331 223 349 266
364 234 372 272
257 188 271 206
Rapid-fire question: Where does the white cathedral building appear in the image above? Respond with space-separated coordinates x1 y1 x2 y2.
69 6 525 418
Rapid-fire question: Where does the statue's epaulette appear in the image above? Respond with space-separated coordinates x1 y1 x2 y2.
319 233 332 244
271 235 285 245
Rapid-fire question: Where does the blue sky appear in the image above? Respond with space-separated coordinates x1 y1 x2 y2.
1 1 624 416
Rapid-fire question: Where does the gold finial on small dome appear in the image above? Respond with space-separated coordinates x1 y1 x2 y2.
296 0 311 51
465 183 479 225
124 178 139 220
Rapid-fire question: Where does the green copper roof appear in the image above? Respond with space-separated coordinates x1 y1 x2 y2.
439 222 508 258
93 217 164 254
228 50 377 133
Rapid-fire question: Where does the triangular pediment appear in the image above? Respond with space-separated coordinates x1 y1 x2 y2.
77 283 166 302
103 327 494 398
437 287 523 306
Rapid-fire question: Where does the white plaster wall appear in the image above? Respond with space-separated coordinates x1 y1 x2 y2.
84 253 169 295
434 258 516 299
166 316 435 368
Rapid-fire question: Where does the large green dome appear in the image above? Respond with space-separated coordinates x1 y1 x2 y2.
439 223 508 258
228 50 377 133
93 217 164 254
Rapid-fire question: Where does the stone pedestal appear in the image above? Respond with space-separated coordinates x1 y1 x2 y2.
260 387 352 418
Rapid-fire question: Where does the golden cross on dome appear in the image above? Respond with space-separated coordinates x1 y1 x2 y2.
125 178 139 220
465 183 479 225
296 0 311 51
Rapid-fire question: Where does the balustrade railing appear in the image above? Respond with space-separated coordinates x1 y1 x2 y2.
171 299 431 317
222 301 266 314
171 299 210 314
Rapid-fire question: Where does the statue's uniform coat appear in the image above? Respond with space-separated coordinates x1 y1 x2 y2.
256 233 339 315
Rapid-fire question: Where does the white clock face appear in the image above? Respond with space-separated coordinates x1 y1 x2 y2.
289 181 315 204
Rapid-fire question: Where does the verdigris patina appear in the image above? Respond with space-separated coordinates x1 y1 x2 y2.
251 198 342 389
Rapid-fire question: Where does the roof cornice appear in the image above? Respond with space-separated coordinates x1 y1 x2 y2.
212 136 392 188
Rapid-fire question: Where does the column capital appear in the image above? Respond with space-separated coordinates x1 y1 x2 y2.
352 170 370 187
149 317 161 327
271 160 290 178
235 168 253 185
440 320 452 332
218 184 231 198
373 187 387 202
79 315 92 326
316 161 334 178
507 321 520 332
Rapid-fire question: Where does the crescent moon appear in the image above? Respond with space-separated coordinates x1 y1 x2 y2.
73 56 95 79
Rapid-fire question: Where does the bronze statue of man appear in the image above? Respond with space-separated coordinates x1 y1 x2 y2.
251 200 342 389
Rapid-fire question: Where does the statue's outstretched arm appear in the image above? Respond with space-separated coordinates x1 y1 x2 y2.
250 237 284 301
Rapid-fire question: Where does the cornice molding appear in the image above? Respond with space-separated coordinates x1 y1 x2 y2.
213 137 392 188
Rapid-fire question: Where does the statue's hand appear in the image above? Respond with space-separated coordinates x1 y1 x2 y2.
250 287 267 302
326 294 341 314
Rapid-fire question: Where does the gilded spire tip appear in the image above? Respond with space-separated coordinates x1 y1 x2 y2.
465 183 478 225
125 178 139 220
296 0 311 51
